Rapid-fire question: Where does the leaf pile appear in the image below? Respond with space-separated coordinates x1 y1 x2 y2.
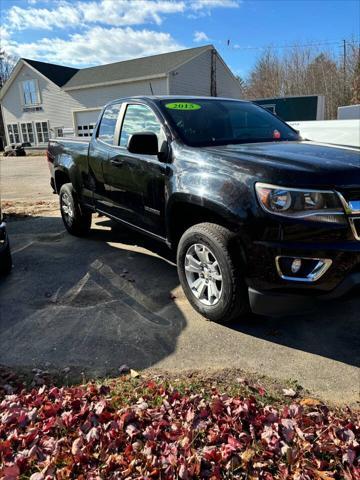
0 378 358 479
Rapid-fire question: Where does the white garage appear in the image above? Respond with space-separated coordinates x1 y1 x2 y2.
73 109 102 137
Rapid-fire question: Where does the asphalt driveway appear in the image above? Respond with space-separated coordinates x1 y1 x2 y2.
0 156 359 404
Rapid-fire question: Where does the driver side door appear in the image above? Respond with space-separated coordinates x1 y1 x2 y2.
103 102 167 238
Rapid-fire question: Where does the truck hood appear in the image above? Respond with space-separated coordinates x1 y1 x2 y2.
201 141 360 188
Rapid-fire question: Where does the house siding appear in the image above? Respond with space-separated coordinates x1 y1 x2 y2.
168 50 243 99
66 77 168 112
215 57 244 99
2 64 75 145
1 63 168 146
168 50 212 96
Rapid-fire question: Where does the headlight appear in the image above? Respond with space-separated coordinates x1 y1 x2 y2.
255 183 344 221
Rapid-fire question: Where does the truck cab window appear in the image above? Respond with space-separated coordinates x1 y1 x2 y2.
98 103 121 145
120 104 162 148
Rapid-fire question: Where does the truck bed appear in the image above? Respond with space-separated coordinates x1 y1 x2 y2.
48 136 90 158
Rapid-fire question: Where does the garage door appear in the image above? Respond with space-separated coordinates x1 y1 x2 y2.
74 110 101 137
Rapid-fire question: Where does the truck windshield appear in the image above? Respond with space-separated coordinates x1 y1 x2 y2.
159 99 300 147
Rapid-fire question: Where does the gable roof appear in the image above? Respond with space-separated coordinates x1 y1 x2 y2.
0 45 214 100
63 45 212 90
0 57 79 100
23 59 79 87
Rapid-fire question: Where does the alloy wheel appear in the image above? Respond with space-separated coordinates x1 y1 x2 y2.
61 192 74 224
184 243 223 306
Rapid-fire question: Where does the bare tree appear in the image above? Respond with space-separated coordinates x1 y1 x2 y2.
0 50 18 148
347 42 360 105
245 48 284 99
0 50 17 88
244 41 360 119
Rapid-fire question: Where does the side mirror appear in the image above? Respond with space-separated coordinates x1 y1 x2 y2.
127 132 158 155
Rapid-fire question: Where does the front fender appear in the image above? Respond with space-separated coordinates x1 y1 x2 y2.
167 166 256 225
166 192 241 226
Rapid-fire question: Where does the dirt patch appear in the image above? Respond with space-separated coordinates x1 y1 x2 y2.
0 363 308 407
1 199 58 218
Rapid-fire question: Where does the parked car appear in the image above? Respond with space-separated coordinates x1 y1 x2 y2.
0 207 12 276
47 96 360 323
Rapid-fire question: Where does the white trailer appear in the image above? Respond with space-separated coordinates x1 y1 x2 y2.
288 119 360 148
337 104 360 120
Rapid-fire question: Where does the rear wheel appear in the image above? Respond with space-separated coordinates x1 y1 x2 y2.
177 222 249 324
59 183 91 236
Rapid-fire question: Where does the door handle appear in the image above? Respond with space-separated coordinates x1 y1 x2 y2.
110 159 124 167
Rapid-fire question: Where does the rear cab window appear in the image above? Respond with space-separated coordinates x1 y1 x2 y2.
97 103 121 145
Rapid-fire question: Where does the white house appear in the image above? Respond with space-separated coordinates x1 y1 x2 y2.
0 45 243 147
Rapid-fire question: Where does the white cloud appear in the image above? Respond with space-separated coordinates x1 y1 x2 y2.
0 25 11 41
193 31 210 42
8 4 82 30
190 0 240 11
7 0 186 31
188 0 240 17
1 0 241 67
82 0 185 26
3 26 183 66
6 0 240 31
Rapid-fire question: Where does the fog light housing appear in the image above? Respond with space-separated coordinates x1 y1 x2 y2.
276 256 332 282
291 258 302 274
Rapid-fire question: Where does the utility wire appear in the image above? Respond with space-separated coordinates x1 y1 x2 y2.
223 39 359 50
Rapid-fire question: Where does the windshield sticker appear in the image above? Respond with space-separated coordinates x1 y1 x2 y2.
165 102 201 111
273 129 281 139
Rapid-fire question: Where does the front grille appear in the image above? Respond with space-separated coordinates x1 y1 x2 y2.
338 189 360 215
337 190 360 239
340 188 360 201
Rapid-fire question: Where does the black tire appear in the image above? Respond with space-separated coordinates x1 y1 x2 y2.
0 242 12 276
177 223 249 324
59 183 92 237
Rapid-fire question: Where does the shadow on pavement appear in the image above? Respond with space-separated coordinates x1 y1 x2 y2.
0 214 359 379
0 215 185 377
231 289 360 369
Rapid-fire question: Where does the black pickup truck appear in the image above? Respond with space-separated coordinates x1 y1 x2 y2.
47 96 360 322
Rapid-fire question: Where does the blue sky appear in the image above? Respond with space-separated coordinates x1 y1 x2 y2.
1 0 359 78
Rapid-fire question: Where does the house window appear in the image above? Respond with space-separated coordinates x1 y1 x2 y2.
21 80 40 106
21 122 35 144
77 123 96 137
35 121 49 143
7 124 20 143
55 127 63 138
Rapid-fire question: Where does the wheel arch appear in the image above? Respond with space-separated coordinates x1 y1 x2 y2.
54 168 71 194
166 194 245 248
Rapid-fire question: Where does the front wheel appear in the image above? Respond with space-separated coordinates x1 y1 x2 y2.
59 183 92 237
177 223 249 324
